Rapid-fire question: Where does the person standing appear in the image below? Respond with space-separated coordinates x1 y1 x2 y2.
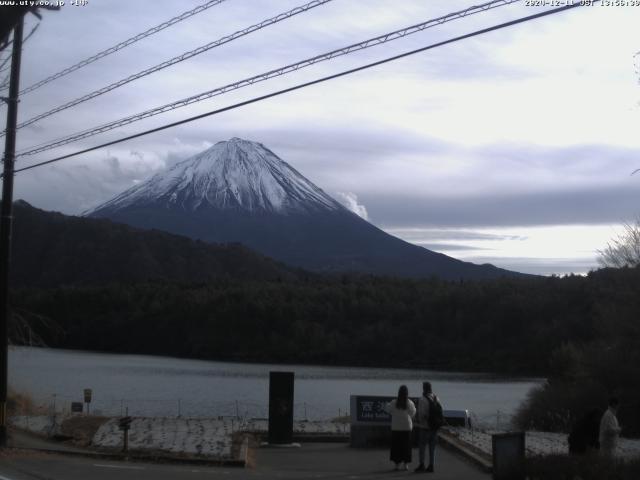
414 381 443 473
599 397 622 457
385 385 416 471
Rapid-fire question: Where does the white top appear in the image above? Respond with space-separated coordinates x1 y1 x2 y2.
385 398 416 431
599 407 621 449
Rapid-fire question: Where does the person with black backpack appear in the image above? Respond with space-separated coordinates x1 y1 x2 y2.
414 381 444 473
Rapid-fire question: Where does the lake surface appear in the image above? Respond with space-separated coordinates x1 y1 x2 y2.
9 347 541 426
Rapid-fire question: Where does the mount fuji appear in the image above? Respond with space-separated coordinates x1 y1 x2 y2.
87 138 518 280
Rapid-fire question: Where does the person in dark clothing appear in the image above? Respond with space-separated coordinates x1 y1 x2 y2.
568 408 602 455
414 381 443 473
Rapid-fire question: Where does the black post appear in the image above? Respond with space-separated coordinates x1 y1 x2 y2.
268 371 294 445
123 426 129 453
0 17 24 448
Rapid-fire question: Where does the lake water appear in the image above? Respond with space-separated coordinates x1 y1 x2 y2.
9 347 542 427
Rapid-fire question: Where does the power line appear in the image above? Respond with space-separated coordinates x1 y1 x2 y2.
5 0 228 96
4 0 335 135
0 23 39 95
16 0 522 156
12 2 584 176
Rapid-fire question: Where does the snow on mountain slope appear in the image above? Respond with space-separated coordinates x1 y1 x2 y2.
87 137 523 280
87 138 343 215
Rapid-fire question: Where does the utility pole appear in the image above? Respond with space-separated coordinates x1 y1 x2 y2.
0 17 24 448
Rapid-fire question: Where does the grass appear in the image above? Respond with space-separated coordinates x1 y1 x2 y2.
59 415 108 446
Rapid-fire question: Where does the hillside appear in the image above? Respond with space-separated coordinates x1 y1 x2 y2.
11 200 298 287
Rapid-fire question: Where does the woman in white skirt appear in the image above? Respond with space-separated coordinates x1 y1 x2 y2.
385 385 416 470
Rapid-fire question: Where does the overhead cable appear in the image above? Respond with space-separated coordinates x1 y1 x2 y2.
17 0 522 155
5 0 334 134
0 23 40 98
12 2 585 175
10 0 229 96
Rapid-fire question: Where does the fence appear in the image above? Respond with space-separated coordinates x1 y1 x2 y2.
469 409 515 431
14 392 515 435
13 392 349 422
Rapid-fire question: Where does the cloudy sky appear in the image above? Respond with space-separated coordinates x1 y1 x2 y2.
3 0 640 275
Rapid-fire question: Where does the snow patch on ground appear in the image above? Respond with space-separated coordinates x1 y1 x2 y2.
11 415 348 459
93 417 234 458
243 418 349 435
10 415 62 437
447 427 640 459
93 418 348 458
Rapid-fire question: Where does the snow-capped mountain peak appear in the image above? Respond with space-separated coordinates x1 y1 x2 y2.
87 138 520 280
89 138 344 214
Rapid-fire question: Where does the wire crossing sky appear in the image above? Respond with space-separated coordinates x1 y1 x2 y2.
3 0 336 137
6 0 229 96
15 0 520 156
12 3 582 175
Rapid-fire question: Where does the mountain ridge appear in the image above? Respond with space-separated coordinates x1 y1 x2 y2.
11 200 299 288
88 138 524 280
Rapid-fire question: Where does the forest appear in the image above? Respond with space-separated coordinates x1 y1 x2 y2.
14 266 639 375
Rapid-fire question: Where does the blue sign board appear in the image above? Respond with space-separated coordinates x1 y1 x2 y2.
353 396 421 423
355 396 393 422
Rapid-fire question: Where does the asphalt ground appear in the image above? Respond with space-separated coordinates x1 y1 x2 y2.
0 440 489 480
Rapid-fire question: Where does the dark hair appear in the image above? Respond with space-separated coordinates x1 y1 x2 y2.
423 381 432 395
397 385 409 410
609 397 620 408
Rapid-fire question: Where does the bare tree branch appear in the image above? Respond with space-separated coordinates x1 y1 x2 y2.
597 219 640 268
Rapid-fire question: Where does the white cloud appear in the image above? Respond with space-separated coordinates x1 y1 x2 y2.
335 192 368 220
386 224 624 275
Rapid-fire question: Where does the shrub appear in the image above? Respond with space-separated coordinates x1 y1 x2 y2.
513 380 606 433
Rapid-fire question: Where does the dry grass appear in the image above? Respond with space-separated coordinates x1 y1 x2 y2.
233 432 259 468
59 415 108 446
7 389 46 416
8 389 108 446
330 415 350 424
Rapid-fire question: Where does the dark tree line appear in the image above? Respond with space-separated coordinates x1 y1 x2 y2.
11 266 639 374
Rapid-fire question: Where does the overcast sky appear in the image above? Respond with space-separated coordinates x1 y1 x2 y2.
4 0 640 275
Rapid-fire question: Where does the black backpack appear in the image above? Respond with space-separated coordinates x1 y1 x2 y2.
427 395 445 430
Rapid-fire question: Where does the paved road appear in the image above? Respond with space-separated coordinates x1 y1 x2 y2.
0 442 488 480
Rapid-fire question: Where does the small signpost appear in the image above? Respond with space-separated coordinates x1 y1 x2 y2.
350 395 401 447
83 388 92 415
119 414 132 453
71 402 83 414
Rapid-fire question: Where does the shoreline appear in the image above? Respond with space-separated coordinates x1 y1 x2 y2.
9 345 546 381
